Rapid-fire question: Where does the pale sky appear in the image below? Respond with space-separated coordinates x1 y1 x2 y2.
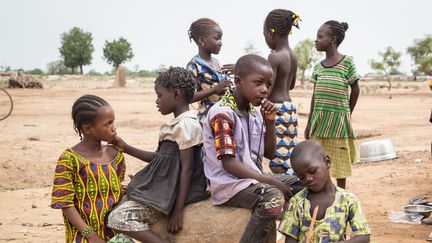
1 0 430 75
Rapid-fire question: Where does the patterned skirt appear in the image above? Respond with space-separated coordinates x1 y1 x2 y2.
269 101 298 175
311 135 357 178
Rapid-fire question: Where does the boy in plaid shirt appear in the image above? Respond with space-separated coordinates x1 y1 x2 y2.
278 140 371 242
203 54 302 243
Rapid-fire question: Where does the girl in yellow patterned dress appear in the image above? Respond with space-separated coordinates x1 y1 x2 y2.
51 95 126 243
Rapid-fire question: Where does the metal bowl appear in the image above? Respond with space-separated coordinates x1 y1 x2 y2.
403 205 432 218
359 139 398 163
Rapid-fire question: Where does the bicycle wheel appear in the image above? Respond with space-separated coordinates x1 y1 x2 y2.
0 88 13 121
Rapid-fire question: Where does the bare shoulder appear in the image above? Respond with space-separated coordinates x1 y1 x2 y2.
267 52 284 66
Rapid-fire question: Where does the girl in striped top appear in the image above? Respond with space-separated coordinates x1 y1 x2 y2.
305 20 360 189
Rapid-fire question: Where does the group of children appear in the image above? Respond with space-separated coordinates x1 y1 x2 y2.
51 8 370 243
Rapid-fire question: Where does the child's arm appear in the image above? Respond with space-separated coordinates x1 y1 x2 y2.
111 136 156 162
221 155 293 198
190 81 231 103
62 207 106 243
304 84 315 140
349 81 360 114
267 53 279 84
261 98 277 159
167 147 194 233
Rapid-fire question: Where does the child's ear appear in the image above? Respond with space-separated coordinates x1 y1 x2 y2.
324 155 331 169
269 29 275 39
173 89 182 100
234 75 242 87
198 37 205 47
331 36 337 46
82 124 92 135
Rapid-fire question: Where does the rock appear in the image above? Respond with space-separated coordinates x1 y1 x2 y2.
151 199 251 243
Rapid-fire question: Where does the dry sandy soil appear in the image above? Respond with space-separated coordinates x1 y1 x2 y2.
0 76 431 242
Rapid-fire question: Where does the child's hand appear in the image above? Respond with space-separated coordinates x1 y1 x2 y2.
110 135 128 152
221 64 235 75
213 81 232 95
267 176 293 201
87 232 106 243
260 99 277 122
167 209 183 234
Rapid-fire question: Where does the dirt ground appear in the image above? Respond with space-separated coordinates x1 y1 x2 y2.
0 76 431 242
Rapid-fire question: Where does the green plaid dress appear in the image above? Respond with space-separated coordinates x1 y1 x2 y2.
278 187 371 242
309 56 360 178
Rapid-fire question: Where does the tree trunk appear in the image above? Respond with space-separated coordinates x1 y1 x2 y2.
385 73 392 91
71 67 75 74
301 70 306 90
80 65 83 75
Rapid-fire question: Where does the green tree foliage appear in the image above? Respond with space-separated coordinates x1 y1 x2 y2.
293 39 322 84
407 35 432 76
26 68 45 75
59 27 94 74
103 37 134 69
46 60 72 75
369 47 402 90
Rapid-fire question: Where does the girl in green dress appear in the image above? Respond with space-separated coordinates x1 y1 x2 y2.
305 20 360 189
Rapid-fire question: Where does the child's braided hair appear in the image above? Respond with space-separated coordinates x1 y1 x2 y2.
265 9 301 36
72 94 109 140
155 67 197 103
324 20 349 46
188 18 219 43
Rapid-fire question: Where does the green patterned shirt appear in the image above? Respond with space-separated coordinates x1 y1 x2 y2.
310 56 360 138
278 187 371 242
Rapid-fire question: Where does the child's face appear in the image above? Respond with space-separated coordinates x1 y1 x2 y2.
201 25 223 54
155 85 176 115
87 106 117 142
315 24 334 51
236 64 273 106
292 155 331 192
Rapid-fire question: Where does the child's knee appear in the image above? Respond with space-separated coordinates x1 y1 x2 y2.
257 191 285 219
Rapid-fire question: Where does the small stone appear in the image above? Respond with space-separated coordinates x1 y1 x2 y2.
31 204 37 208
414 158 422 163
41 223 52 227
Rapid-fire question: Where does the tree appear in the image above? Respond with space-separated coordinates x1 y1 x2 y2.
103 37 134 69
407 35 432 76
243 40 260 55
294 39 322 86
59 27 94 74
369 47 401 91
46 60 72 75
26 68 45 75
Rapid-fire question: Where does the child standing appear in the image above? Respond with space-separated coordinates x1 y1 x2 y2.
203 54 303 243
107 67 209 242
305 20 360 189
263 9 301 175
187 18 233 121
51 95 125 243
278 140 371 242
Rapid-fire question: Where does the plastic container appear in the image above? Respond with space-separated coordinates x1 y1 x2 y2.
403 205 432 218
359 139 398 163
